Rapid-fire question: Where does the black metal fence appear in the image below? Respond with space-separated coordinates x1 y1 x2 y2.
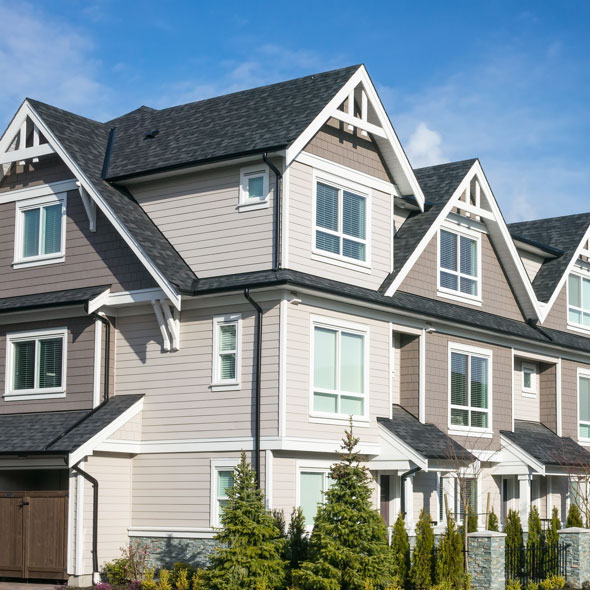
505 544 568 585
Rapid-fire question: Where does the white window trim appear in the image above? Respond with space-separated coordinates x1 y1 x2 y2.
311 169 372 270
210 459 238 527
4 327 67 400
577 368 590 442
447 341 493 435
567 270 590 334
211 314 242 391
13 192 67 269
309 315 370 422
296 460 333 530
437 223 482 305
521 361 538 397
238 164 269 211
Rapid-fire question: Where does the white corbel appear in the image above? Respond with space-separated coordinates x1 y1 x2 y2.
152 300 171 351
161 300 180 351
76 181 97 232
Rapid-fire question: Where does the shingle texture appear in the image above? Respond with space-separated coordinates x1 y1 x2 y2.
379 159 477 293
508 213 590 303
378 406 475 461
0 285 109 313
0 394 143 453
501 420 590 467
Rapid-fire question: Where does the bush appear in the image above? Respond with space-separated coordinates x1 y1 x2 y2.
410 509 435 590
506 580 522 590
505 510 524 552
175 568 189 590
566 504 584 528
142 568 157 590
546 507 561 548
121 541 152 583
526 582 538 590
171 563 195 588
528 506 545 549
539 577 565 590
488 508 499 532
390 512 410 587
103 558 130 585
158 569 172 590
285 506 309 574
436 513 463 588
191 570 206 590
93 583 112 590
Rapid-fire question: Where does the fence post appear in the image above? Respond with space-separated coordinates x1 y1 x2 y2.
468 531 506 590
558 527 590 588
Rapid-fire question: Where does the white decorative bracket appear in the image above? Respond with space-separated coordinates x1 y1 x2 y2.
152 299 180 352
76 182 97 232
331 83 386 138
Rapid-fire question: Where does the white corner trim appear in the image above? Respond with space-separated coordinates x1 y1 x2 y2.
75 472 85 575
279 296 288 438
92 319 102 408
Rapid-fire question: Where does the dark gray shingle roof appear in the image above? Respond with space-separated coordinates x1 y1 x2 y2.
501 420 590 467
378 406 475 461
508 213 590 303
379 159 477 293
0 394 143 454
0 285 109 314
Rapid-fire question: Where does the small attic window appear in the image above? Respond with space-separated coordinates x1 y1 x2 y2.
237 165 269 211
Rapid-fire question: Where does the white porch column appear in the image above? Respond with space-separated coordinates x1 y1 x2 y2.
518 474 532 530
404 474 415 531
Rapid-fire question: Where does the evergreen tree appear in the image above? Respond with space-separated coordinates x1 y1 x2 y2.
293 424 394 590
286 507 309 575
505 510 524 552
467 509 478 533
271 509 286 538
527 506 544 550
566 504 584 528
487 508 499 532
206 453 285 590
390 512 410 587
410 509 435 590
436 513 464 588
546 507 561 547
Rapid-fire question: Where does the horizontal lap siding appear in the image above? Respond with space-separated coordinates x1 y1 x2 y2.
115 299 280 440
413 471 437 522
542 285 568 331
513 358 540 422
285 301 390 444
400 233 524 322
131 163 276 278
561 359 583 439
288 160 391 289
0 316 95 413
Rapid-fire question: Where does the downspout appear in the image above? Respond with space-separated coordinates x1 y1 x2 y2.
243 288 263 488
400 466 422 517
72 462 99 582
90 312 111 402
263 153 282 271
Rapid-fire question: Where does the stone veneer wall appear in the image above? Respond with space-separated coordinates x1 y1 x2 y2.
558 528 590 588
467 531 506 590
131 536 218 569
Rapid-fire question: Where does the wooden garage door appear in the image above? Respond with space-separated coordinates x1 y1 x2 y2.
0 491 68 579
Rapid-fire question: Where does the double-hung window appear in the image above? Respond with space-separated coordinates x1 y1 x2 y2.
5 329 66 399
314 180 368 263
312 320 367 418
579 371 590 440
439 228 480 299
299 469 333 527
568 274 590 329
212 315 241 389
449 345 491 430
15 195 66 267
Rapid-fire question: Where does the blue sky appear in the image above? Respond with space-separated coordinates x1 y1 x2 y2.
1 0 589 222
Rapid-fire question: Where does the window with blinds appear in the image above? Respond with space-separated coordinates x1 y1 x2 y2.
439 228 479 298
19 201 64 260
212 315 241 386
313 323 366 418
450 349 490 429
315 181 367 263
568 274 590 329
9 332 65 394
579 374 590 440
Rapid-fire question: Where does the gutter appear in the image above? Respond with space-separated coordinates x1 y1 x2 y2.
263 153 283 271
243 288 263 488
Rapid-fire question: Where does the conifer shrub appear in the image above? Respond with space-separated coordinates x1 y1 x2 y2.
157 569 172 590
191 570 206 590
566 504 584 528
142 568 157 590
506 580 522 590
505 510 524 552
285 506 309 573
528 505 545 550
546 507 561 548
410 508 435 590
390 512 410 587
487 508 499 532
435 513 464 588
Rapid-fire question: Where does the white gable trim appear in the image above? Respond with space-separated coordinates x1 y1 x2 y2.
500 434 545 475
1 101 182 310
377 421 427 470
285 65 425 209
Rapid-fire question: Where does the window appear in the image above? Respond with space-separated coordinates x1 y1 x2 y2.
449 345 491 431
5 329 66 399
211 465 236 527
522 362 538 396
579 372 590 440
568 274 590 329
312 321 367 418
212 315 241 389
439 228 480 299
239 165 269 209
314 180 368 263
299 469 333 527
15 195 66 267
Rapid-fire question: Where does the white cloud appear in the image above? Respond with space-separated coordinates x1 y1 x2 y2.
406 122 447 169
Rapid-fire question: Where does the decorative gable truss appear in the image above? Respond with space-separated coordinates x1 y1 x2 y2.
286 65 425 208
384 159 542 320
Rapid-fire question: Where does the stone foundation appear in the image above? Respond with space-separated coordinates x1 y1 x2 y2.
467 531 506 590
558 527 590 588
131 536 218 569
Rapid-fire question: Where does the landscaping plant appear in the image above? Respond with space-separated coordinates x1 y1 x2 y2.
390 512 410 587
293 422 394 590
158 569 173 590
142 568 157 590
506 580 522 590
191 569 206 590
410 508 435 590
435 512 464 588
528 505 545 550
505 509 524 552
546 507 561 547
566 504 584 528
206 452 285 590
487 507 499 532
103 558 130 586
286 506 309 574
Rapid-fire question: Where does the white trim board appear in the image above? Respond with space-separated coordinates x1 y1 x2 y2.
129 526 217 540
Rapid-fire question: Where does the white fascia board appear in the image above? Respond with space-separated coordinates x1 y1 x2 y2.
285 65 424 209
86 288 112 314
18 101 182 310
377 422 427 470
500 434 545 475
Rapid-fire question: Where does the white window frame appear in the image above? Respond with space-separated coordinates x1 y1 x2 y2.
296 460 333 530
448 342 493 436
577 368 590 442
13 193 67 269
521 362 538 397
238 165 269 211
567 270 590 335
309 315 370 424
210 459 238 527
211 314 242 391
437 223 482 306
4 327 67 400
311 170 371 271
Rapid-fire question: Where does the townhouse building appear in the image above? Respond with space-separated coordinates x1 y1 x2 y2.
0 64 589 586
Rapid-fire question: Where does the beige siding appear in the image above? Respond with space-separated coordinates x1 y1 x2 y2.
542 284 568 332
400 232 524 322
413 471 438 522
392 332 401 405
288 160 392 289
518 249 545 281
561 359 587 440
548 476 568 522
399 334 420 418
115 298 280 440
111 413 143 441
539 362 557 433
480 469 502 522
131 161 280 278
513 358 540 422
285 300 391 445
0 316 95 414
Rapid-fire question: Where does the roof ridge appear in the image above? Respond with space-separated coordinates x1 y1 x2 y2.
413 157 478 173
26 98 105 127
